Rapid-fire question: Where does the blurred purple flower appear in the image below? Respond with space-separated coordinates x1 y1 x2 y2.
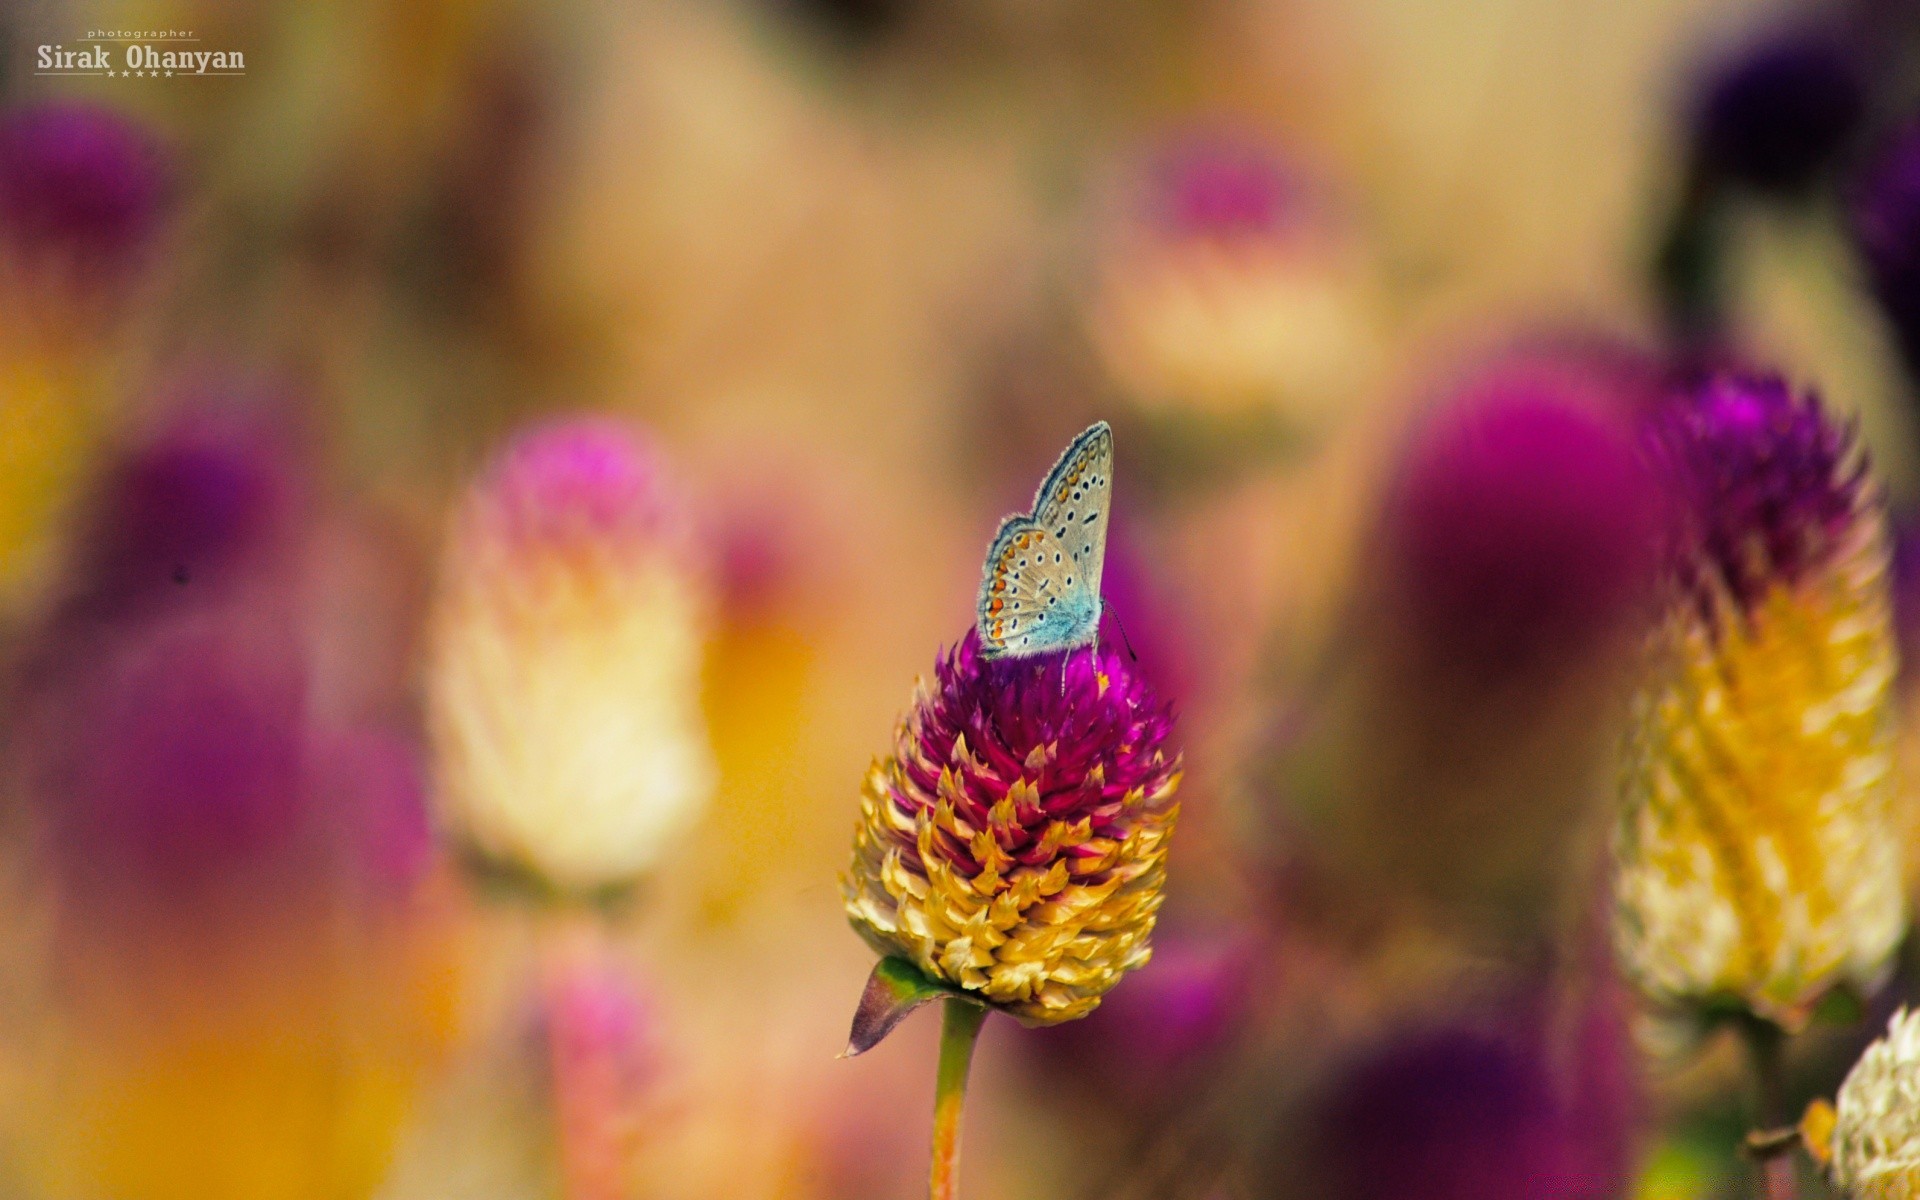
1148 133 1303 239
0 101 172 270
1646 374 1861 615
1692 24 1865 196
46 617 312 912
1388 355 1665 675
1890 516 1920 678
539 946 657 1200
1027 923 1255 1100
63 404 303 622
1316 1025 1584 1200
310 726 435 901
1853 122 1920 373
1098 519 1197 704
478 418 684 563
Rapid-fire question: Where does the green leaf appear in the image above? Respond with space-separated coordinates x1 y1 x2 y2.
1811 985 1865 1027
842 957 982 1058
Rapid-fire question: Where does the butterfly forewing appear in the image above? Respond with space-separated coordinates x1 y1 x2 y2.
1030 423 1113 602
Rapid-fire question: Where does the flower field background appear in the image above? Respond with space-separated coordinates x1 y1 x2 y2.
7 1 1920 1198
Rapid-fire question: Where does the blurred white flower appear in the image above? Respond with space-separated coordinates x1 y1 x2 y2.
1829 1008 1920 1198
428 417 714 894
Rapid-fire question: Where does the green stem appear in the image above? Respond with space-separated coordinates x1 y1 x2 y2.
929 999 988 1200
1740 1017 1797 1200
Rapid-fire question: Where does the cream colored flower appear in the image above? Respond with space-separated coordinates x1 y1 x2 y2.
1612 377 1903 1027
1087 133 1380 438
428 418 713 894
1830 1009 1920 1197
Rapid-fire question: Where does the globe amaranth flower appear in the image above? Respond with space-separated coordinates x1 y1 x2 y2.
427 418 715 895
1822 1007 1920 1198
1612 375 1903 1028
1388 346 1664 678
540 943 657 1200
843 632 1180 1024
1087 130 1379 436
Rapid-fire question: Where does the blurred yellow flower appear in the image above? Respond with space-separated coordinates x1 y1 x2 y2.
1613 377 1903 1027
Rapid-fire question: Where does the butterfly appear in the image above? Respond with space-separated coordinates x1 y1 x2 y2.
976 421 1113 659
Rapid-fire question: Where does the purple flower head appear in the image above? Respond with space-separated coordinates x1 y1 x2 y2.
472 418 684 567
845 628 1182 1022
1853 122 1920 369
0 101 172 269
929 634 1176 836
1648 374 1863 614
48 618 312 911
68 405 303 621
1389 357 1664 674
1147 133 1303 240
1316 1026 1583 1200
1692 24 1865 195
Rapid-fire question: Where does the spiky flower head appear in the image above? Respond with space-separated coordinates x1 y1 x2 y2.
427 418 714 896
1612 375 1903 1027
1826 1008 1920 1198
843 632 1180 1024
1088 130 1379 433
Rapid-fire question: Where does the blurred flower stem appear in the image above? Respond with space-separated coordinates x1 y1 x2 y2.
1739 1015 1796 1200
930 999 987 1200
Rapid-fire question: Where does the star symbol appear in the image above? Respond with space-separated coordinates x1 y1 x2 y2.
165 69 173 76
134 69 144 77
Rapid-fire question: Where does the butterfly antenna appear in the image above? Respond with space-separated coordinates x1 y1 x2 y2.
1102 598 1139 662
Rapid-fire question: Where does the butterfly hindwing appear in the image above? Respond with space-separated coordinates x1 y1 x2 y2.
975 422 1112 660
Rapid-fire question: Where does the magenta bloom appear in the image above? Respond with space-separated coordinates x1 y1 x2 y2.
0 101 171 268
1148 133 1303 239
1316 1026 1586 1200
844 631 1182 1023
45 618 312 912
64 407 302 621
477 418 685 563
1646 374 1862 614
1389 357 1664 673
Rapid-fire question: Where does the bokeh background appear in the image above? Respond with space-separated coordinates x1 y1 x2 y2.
2 0 1919 1197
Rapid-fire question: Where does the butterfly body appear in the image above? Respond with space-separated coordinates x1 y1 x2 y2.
976 422 1113 659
